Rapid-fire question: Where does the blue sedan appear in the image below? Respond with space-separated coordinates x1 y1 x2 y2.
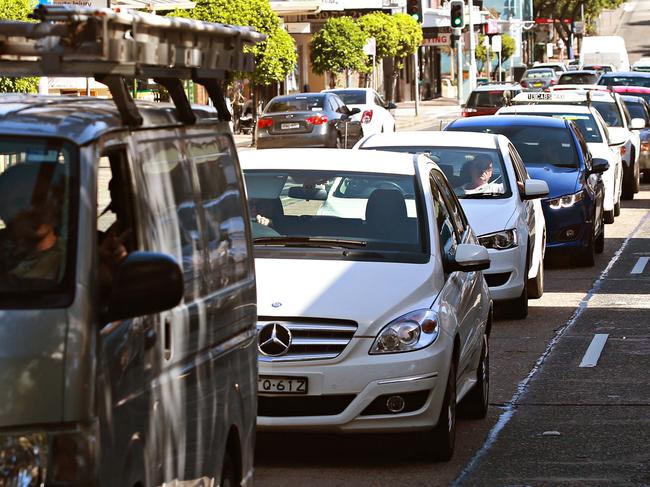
446 115 607 266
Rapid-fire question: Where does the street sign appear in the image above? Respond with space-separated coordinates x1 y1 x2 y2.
422 34 451 46
40 0 109 6
363 37 376 56
574 21 585 35
491 34 501 52
485 19 498 35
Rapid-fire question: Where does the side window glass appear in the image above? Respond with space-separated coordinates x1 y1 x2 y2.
138 139 203 301
573 124 590 159
429 174 457 256
508 145 527 193
432 171 466 236
187 135 250 292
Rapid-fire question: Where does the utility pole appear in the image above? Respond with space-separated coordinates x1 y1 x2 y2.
414 49 420 116
468 0 477 92
455 29 464 104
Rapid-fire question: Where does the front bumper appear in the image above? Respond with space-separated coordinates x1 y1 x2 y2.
257 336 452 433
483 246 525 301
257 126 331 149
542 198 594 251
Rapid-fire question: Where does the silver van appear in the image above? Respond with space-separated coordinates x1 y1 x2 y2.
0 7 261 487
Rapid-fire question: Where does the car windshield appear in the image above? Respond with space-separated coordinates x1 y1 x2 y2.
266 95 325 113
558 73 598 84
362 146 511 199
0 138 75 299
329 90 366 105
467 91 512 108
524 70 554 79
592 101 623 127
515 112 603 143
243 170 427 261
598 75 650 88
449 125 580 168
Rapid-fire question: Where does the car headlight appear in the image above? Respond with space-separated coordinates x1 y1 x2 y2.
547 190 585 209
370 309 439 354
478 229 518 250
0 422 98 486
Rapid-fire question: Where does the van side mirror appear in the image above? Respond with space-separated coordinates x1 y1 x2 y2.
630 117 646 130
101 251 183 323
523 179 549 200
445 243 491 272
590 157 610 174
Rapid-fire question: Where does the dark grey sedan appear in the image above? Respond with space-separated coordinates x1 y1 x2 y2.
519 68 558 91
256 93 363 149
621 94 650 182
557 70 600 85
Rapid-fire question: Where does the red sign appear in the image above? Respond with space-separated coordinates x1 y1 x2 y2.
535 18 572 23
423 35 450 46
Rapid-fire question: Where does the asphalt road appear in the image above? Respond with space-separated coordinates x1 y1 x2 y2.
253 9 650 486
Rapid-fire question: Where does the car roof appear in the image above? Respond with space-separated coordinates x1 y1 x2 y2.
499 104 593 115
525 67 555 72
612 86 650 93
448 114 570 129
357 131 500 150
239 148 419 175
0 93 219 145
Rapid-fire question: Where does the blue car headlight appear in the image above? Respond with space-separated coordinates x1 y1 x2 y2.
478 229 518 250
547 190 585 209
370 309 439 354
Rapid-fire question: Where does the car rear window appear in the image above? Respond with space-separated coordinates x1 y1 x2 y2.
624 101 646 120
329 90 366 105
266 96 325 113
558 73 598 84
467 91 512 108
598 75 650 88
524 70 554 79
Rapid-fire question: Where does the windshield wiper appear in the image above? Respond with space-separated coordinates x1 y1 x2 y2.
253 236 368 248
462 192 504 199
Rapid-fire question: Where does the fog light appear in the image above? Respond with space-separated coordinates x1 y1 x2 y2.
565 228 576 239
386 395 405 413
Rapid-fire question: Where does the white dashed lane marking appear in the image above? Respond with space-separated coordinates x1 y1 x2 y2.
579 334 609 368
631 256 650 274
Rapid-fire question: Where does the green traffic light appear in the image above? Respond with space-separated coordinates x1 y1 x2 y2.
411 13 420 21
453 18 460 26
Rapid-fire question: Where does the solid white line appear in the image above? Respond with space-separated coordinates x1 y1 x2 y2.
579 334 609 368
631 256 650 274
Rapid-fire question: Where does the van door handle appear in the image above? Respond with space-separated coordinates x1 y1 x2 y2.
144 327 157 350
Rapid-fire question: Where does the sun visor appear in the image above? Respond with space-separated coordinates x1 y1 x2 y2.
244 173 288 199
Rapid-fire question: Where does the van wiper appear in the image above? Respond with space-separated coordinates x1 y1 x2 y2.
253 236 368 248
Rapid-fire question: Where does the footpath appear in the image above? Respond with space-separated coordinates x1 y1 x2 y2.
454 208 650 486
233 97 461 150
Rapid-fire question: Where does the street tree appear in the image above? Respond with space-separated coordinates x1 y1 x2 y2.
389 13 423 100
310 17 367 88
0 0 38 94
357 12 400 87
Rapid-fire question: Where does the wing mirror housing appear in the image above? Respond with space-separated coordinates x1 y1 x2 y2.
101 251 183 323
590 157 610 174
349 107 361 115
630 117 646 130
445 243 491 273
523 179 549 200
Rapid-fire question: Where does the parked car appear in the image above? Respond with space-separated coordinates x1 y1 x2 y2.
256 92 363 149
632 57 650 72
322 88 397 135
557 70 601 85
498 102 623 224
462 83 522 117
0 7 259 487
620 94 650 182
446 115 607 267
598 71 650 88
354 131 548 318
519 68 558 91
240 148 492 461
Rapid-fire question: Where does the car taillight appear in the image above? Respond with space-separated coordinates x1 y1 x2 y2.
306 114 328 125
620 145 627 156
361 110 373 123
257 118 272 129
642 141 650 152
550 79 557 85
520 80 529 88
462 108 477 117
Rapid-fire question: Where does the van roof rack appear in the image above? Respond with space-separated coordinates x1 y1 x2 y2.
0 5 266 126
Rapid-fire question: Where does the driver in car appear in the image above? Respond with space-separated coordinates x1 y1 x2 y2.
458 154 504 195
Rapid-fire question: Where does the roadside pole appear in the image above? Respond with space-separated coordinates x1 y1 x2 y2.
468 0 477 92
414 49 420 116
455 29 463 104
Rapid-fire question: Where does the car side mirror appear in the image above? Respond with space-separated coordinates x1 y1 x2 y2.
101 251 183 323
445 243 490 273
630 117 646 130
523 179 549 200
608 138 626 147
590 157 610 174
349 107 361 115
386 102 397 110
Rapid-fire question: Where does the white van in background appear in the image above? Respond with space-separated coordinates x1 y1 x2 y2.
580 36 630 72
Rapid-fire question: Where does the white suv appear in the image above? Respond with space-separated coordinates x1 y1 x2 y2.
241 148 492 461
355 131 549 319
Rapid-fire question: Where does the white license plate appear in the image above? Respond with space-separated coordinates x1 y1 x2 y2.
258 375 308 394
281 122 300 130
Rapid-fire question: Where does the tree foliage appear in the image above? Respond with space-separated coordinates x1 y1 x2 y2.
173 0 296 85
0 0 39 94
310 17 367 77
357 12 399 60
393 13 423 68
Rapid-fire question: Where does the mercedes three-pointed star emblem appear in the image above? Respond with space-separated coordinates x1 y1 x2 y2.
258 323 292 356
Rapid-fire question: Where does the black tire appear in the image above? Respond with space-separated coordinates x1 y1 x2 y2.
572 228 595 267
633 152 640 193
505 258 528 319
459 334 489 419
604 209 615 224
595 225 605 254
220 451 238 487
622 161 636 200
528 257 544 299
419 359 456 462
643 170 650 184
614 200 621 217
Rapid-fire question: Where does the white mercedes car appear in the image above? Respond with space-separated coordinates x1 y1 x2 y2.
498 103 623 223
322 88 396 136
354 131 549 319
241 148 491 461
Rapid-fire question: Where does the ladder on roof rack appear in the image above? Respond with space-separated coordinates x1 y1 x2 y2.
0 5 266 127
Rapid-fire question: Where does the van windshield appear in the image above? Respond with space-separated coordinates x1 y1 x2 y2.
0 139 76 300
243 170 428 262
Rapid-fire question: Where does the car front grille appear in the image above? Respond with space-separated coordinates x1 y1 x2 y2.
257 317 357 362
258 394 356 417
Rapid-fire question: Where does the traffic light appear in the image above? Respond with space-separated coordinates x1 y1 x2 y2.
407 0 422 23
450 0 465 29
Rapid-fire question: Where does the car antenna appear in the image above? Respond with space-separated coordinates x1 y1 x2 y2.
0 5 266 127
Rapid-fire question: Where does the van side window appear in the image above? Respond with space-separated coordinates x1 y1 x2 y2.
186 135 251 291
138 139 204 301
